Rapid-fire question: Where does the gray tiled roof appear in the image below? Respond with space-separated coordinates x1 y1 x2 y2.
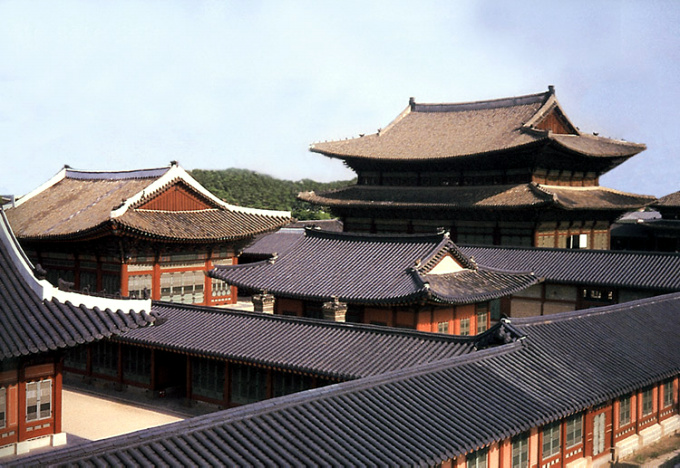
210 229 538 305
0 211 156 360
298 183 654 211
15 292 680 467
310 89 645 162
459 245 680 291
121 301 495 379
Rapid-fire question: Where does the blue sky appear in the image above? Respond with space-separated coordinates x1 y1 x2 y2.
1 0 679 198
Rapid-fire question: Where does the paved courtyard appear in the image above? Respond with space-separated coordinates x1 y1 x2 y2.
62 388 185 442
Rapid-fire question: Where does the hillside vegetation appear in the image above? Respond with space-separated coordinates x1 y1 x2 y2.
189 168 355 220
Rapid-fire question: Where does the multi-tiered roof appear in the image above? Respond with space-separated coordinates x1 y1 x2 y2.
301 87 653 218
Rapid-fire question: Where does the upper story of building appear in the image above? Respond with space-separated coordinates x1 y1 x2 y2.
3 163 291 306
308 86 646 187
300 88 655 249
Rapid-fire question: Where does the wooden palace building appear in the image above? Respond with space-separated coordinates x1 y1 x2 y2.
300 86 654 249
4 163 290 307
209 228 539 334
0 209 156 458
14 292 680 467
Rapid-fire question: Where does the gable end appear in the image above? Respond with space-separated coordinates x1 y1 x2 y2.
535 107 578 135
138 183 215 211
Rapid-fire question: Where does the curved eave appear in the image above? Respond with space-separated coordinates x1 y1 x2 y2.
298 191 552 210
114 334 357 381
13 221 114 243
309 139 548 165
425 270 540 305
208 267 429 306
534 185 657 212
549 134 646 158
111 218 289 244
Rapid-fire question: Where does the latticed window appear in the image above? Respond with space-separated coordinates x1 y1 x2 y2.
123 346 152 384
542 421 561 459
92 341 118 377
512 433 529 468
437 321 449 334
128 274 152 299
231 364 266 405
476 304 488 334
64 345 88 371
160 270 205 304
272 372 312 398
460 318 470 336
192 358 225 401
26 380 51 422
619 396 631 427
467 448 487 468
664 380 674 408
566 414 582 447
642 388 654 416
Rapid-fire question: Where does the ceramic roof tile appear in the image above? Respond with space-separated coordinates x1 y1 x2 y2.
210 229 538 305
310 89 645 162
299 183 654 211
459 245 680 291
17 293 680 467
121 301 496 379
0 210 156 360
6 164 290 242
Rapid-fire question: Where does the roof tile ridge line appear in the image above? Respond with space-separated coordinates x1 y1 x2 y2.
150 300 477 344
65 166 171 179
222 340 526 420
513 292 680 327
21 341 525 465
0 209 152 313
522 88 581 136
159 340 527 438
458 243 671 257
418 236 475 273
552 129 648 149
414 90 549 111
473 264 538 277
12 166 67 207
110 164 291 219
543 184 657 203
379 101 412 136
308 102 412 147
304 226 447 242
528 182 559 205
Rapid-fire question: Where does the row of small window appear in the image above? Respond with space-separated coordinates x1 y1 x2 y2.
437 306 490 336
192 360 317 404
358 171 531 187
128 272 231 302
466 381 677 468
466 414 586 468
0 380 52 430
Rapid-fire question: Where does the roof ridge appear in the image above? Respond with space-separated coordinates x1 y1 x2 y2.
411 90 549 113
513 291 680 326
459 244 680 258
151 300 478 344
303 226 448 243
65 166 171 180
111 164 291 219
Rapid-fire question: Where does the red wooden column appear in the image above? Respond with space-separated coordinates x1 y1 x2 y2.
53 358 63 434
152 257 161 301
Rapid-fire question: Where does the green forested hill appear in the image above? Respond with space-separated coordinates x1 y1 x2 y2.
189 168 355 220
